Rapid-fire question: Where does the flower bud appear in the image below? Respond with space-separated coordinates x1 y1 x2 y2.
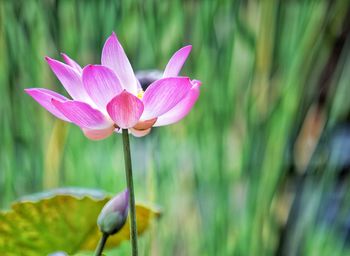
97 189 129 235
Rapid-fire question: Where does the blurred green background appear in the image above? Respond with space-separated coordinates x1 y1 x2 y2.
1 0 350 255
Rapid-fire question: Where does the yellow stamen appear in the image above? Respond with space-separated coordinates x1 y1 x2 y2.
137 90 144 99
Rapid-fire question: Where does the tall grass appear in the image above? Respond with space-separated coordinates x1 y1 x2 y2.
1 0 350 255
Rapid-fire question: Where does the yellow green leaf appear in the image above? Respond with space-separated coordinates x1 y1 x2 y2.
0 188 160 256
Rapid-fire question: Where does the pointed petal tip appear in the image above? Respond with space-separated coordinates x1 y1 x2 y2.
60 53 69 61
24 88 36 96
24 88 38 96
44 56 53 62
107 31 118 42
163 46 193 77
185 45 192 53
102 32 138 94
45 56 61 66
45 56 67 65
25 88 66 102
60 52 68 61
60 53 83 74
24 88 71 122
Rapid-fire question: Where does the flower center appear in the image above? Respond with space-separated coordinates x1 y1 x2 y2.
137 90 144 99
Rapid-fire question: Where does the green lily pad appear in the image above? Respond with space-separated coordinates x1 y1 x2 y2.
0 188 160 255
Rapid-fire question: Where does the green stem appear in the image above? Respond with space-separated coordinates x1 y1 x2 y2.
122 129 138 256
95 233 109 256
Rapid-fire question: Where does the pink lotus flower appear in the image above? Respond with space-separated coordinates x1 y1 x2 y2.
25 32 201 140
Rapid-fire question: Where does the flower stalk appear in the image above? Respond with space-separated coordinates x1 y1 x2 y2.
95 233 109 256
122 129 138 256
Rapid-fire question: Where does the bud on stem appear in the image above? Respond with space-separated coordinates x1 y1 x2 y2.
97 189 129 235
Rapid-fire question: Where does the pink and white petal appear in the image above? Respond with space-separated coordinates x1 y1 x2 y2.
101 32 138 94
82 126 116 140
24 88 70 122
163 45 192 78
106 91 144 129
130 119 156 137
154 81 201 126
130 128 152 137
82 65 123 111
142 77 192 120
61 53 83 74
133 118 157 130
52 99 112 129
45 57 90 101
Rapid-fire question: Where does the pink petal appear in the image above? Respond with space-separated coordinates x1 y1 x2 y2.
61 53 83 74
82 126 116 140
130 128 151 137
82 65 123 111
106 91 144 129
141 77 192 120
163 45 192 78
24 88 70 122
134 118 157 130
52 99 112 129
154 80 201 126
129 118 157 137
101 32 138 94
45 57 90 101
